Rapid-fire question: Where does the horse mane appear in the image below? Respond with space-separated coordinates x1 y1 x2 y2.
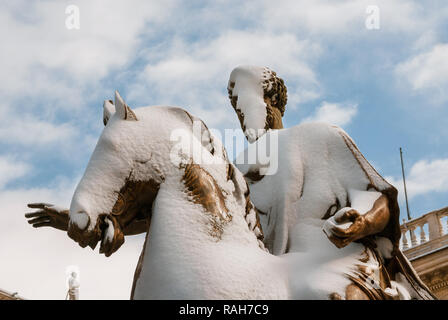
232 164 266 250
173 107 266 250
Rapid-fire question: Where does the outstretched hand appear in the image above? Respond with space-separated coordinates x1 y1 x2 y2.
25 203 69 231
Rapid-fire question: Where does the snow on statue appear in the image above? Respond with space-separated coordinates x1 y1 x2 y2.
227 65 434 299
26 91 287 299
24 67 434 299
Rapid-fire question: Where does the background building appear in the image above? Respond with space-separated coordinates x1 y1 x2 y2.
400 206 448 299
0 288 24 300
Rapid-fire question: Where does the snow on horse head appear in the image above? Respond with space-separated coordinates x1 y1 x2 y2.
67 91 288 299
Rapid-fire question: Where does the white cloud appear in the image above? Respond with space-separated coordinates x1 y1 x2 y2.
0 157 30 188
0 1 177 101
412 30 439 51
0 180 143 299
386 158 448 202
0 0 179 157
129 30 322 128
301 101 358 127
0 0 179 158
395 43 448 97
0 114 77 147
261 0 430 35
0 103 95 165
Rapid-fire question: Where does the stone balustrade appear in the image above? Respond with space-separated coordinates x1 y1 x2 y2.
400 207 448 260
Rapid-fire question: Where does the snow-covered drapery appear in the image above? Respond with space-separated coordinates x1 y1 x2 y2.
229 65 435 299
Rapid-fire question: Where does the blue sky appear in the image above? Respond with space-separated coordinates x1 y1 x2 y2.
0 0 447 299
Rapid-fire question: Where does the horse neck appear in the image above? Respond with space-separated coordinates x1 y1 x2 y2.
148 164 264 250
133 160 281 299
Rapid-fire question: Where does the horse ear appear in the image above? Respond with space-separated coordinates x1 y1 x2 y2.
103 100 115 126
114 90 138 121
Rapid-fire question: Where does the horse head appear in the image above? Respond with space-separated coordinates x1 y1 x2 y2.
68 91 181 256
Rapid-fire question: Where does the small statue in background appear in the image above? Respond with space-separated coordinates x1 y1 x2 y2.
67 271 80 300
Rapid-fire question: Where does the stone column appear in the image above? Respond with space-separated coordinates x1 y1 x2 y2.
410 228 418 247
402 230 409 250
427 214 443 240
420 225 427 244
